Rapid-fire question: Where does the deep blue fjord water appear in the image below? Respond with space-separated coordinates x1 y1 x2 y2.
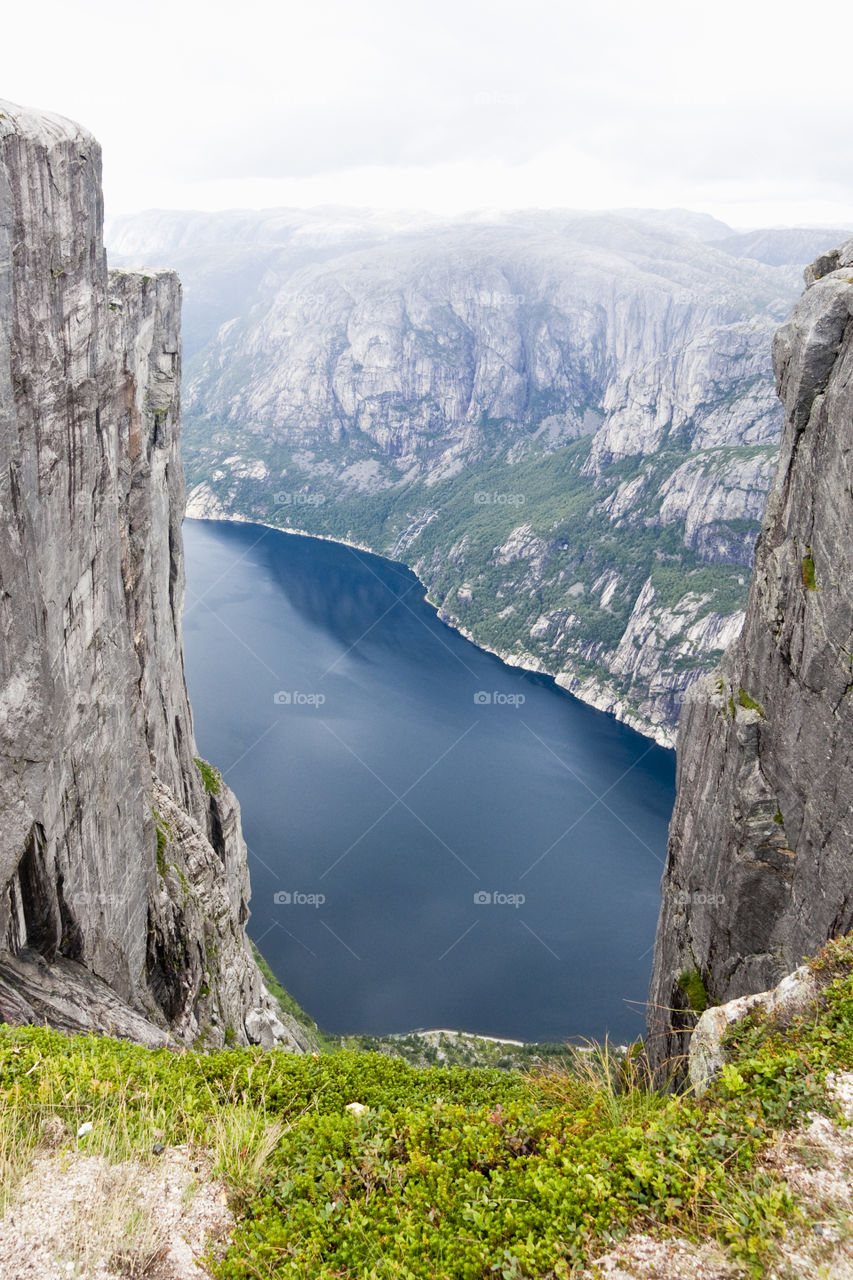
182 519 676 1043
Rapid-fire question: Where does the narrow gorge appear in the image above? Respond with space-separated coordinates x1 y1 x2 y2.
3 92 853 1088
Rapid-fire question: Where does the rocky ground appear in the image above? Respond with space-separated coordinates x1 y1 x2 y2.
0 1146 232 1279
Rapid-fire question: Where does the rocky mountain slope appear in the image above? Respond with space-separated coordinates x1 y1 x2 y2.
648 237 853 1073
108 208 848 743
0 101 311 1051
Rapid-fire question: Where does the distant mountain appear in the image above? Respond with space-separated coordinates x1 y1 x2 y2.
106 208 822 744
615 207 734 241
713 226 853 269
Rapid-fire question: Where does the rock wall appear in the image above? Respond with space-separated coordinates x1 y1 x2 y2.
647 240 853 1073
0 100 312 1050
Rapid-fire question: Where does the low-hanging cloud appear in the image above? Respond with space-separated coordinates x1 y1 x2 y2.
4 0 853 221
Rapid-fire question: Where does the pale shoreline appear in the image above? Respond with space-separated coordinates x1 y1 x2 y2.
412 1029 525 1047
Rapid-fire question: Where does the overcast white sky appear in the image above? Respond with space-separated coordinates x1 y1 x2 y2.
3 0 852 228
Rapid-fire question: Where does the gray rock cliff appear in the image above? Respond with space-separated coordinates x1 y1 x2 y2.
0 100 312 1051
647 239 853 1074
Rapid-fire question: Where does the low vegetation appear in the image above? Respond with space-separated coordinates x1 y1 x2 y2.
801 551 818 591
677 966 710 1014
194 755 222 795
736 686 766 717
3 936 853 1275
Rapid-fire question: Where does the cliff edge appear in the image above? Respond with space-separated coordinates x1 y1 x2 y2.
648 238 853 1073
0 100 312 1051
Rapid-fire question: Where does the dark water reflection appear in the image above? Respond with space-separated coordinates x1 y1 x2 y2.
182 519 675 1043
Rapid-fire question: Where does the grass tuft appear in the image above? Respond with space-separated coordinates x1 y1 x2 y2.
802 552 818 591
678 966 710 1013
193 756 222 795
737 686 766 717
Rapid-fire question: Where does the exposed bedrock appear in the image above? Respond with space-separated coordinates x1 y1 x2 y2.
0 100 313 1051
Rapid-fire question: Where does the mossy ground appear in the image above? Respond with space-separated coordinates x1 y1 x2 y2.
3 936 853 1277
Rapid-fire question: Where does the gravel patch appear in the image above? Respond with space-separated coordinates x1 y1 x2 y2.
0 1145 232 1279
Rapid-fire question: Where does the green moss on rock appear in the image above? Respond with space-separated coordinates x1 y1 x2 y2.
737 686 766 717
193 756 222 795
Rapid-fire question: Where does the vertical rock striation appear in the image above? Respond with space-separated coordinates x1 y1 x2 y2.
0 100 312 1050
648 240 853 1075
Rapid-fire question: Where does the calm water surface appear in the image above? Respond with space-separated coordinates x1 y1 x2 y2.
182 519 675 1043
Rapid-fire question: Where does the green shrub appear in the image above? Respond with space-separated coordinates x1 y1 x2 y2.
801 552 818 591
737 686 766 717
193 756 222 795
678 966 709 1013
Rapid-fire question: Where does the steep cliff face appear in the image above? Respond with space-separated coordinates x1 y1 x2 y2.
181 223 788 469
0 100 311 1050
648 239 853 1072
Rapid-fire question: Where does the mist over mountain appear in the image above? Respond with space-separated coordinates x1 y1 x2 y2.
106 208 845 742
